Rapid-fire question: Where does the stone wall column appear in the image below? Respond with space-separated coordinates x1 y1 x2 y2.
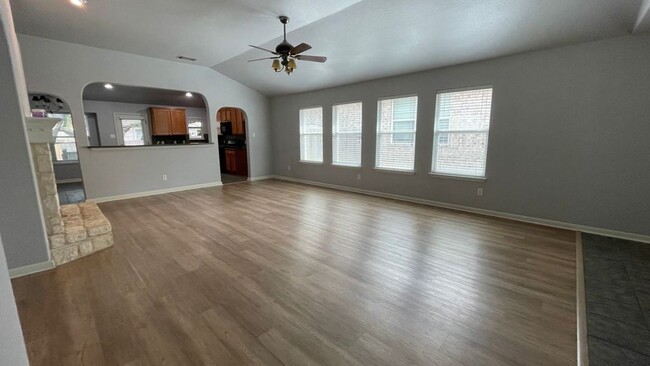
29 143 64 244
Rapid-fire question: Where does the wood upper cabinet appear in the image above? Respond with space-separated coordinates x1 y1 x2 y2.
171 109 187 135
218 108 246 136
150 107 187 136
233 109 245 135
150 108 172 136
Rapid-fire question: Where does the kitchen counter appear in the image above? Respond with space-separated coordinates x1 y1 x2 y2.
88 142 214 150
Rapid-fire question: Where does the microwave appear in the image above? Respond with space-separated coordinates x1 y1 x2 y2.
220 122 232 135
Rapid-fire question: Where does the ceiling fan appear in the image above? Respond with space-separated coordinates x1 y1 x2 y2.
248 16 327 75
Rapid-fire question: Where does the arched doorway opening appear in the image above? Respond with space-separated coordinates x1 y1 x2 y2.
216 107 249 184
28 92 87 204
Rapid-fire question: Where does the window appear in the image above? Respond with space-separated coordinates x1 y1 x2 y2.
114 114 148 146
432 87 493 178
48 113 78 162
376 96 418 171
187 118 204 140
332 102 362 167
299 107 323 162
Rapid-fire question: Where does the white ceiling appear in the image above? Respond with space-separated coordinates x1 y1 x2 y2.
10 0 362 66
11 0 650 97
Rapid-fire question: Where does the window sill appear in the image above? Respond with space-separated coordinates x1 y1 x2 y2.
429 172 486 182
373 168 415 175
53 160 79 165
332 164 361 169
299 160 324 165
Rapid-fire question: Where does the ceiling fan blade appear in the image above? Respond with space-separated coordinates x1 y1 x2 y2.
296 55 327 63
290 43 312 55
247 56 280 62
248 44 278 55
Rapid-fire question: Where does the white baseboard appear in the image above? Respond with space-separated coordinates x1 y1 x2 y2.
9 259 55 279
273 175 650 244
56 178 83 184
249 175 274 181
88 181 222 203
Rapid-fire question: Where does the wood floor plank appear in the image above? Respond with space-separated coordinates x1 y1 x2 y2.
12 179 576 365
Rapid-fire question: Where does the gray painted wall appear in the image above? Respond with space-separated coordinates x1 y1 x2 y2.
271 34 650 237
18 34 272 200
83 100 208 146
0 234 30 366
0 2 51 269
54 163 82 182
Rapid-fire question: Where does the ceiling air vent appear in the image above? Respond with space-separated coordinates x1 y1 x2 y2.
176 55 197 62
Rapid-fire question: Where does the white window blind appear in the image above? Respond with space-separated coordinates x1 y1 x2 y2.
299 107 323 162
332 102 362 166
376 96 418 171
432 87 493 177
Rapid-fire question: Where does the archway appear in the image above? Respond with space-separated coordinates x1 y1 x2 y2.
216 107 249 184
28 92 87 204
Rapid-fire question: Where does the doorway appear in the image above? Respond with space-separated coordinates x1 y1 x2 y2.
29 93 87 204
216 107 249 184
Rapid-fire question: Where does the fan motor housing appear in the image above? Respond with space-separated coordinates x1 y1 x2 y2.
275 40 293 55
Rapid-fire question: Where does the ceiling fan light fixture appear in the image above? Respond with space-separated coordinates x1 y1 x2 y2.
272 59 281 72
250 15 326 76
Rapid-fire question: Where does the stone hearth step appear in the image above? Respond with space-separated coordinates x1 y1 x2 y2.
50 202 114 265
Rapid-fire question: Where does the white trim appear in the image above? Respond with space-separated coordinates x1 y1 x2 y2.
429 172 486 182
187 116 204 140
9 259 55 278
576 232 589 366
373 168 416 175
88 181 222 203
248 175 274 181
331 163 361 169
56 178 83 184
113 112 150 146
272 175 650 244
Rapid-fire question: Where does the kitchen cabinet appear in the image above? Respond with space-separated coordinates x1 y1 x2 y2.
223 148 247 176
150 107 187 136
218 108 245 135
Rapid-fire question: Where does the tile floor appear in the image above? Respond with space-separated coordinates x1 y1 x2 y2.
583 233 650 365
57 182 86 205
221 174 248 185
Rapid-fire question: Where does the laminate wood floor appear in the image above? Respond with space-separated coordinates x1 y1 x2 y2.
12 179 577 365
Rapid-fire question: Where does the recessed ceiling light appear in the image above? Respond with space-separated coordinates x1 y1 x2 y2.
185 92 193 97
104 83 113 89
70 0 87 7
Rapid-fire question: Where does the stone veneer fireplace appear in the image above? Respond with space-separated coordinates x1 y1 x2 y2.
27 117 113 265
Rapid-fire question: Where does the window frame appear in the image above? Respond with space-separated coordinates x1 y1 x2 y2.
431 85 493 180
113 113 150 146
332 101 363 168
48 112 79 163
375 94 418 172
298 106 324 164
187 117 204 140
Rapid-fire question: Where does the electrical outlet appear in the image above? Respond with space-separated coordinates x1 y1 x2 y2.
252 132 256 138
356 173 361 180
477 187 483 196
162 174 168 181
110 134 116 139
288 165 291 171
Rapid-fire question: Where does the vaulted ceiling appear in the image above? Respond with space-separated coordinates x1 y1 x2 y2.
11 0 650 96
